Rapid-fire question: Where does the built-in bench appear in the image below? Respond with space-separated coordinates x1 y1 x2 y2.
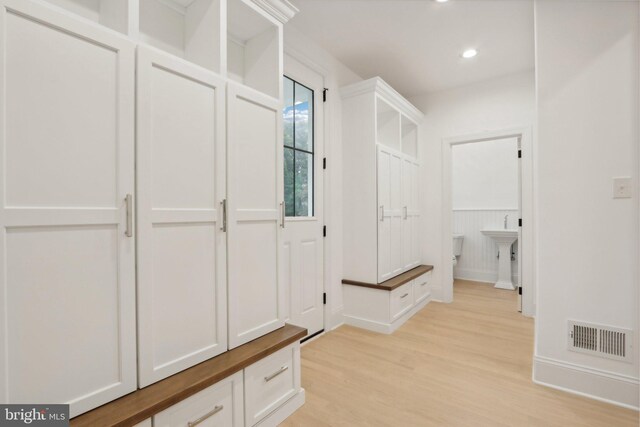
71 324 307 427
342 265 434 334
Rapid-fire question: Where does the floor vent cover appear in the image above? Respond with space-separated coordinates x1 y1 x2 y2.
568 321 632 362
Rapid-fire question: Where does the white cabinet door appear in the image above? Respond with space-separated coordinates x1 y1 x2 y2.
377 145 404 282
402 157 421 271
136 45 227 387
0 0 136 416
227 83 284 349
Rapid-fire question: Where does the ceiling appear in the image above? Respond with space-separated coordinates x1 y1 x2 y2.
288 0 535 97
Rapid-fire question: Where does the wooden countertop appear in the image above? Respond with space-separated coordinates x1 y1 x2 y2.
342 265 434 291
71 324 307 427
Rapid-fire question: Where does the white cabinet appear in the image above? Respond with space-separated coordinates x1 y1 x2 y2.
0 0 136 416
227 83 285 349
154 372 244 427
342 77 424 284
136 45 228 387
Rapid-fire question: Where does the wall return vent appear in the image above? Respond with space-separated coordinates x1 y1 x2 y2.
568 320 632 362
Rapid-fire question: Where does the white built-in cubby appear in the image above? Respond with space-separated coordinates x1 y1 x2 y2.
38 0 135 34
227 0 280 98
376 96 401 151
138 0 223 72
401 115 418 158
342 77 424 285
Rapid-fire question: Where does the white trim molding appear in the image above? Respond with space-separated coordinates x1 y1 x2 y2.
252 0 299 24
533 356 639 410
340 77 424 123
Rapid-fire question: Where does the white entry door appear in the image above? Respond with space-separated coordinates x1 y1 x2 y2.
0 0 136 416
282 56 325 338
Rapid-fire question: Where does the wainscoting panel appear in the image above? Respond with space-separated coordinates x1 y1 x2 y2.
453 209 519 284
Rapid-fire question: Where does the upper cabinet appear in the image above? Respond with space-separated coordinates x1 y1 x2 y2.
341 77 424 285
37 0 137 35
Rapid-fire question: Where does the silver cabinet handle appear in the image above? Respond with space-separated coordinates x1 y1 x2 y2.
220 199 227 232
400 293 409 299
280 202 286 228
125 194 132 237
404 206 408 219
265 365 288 382
380 205 384 222
187 405 223 427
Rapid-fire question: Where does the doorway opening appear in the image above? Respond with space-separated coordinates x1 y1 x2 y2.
442 128 535 316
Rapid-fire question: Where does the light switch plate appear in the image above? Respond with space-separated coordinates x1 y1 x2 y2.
613 177 632 199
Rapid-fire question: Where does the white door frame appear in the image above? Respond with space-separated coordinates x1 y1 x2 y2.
442 126 535 317
283 46 332 335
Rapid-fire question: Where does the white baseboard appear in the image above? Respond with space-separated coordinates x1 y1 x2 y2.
430 285 444 302
344 297 431 334
533 356 639 410
330 306 344 330
256 389 306 427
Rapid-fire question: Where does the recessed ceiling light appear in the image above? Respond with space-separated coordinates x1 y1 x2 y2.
435 0 449 2
462 49 478 59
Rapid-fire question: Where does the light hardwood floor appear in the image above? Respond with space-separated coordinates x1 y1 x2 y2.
282 280 639 426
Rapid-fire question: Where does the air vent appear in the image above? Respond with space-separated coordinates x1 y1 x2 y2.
568 321 632 362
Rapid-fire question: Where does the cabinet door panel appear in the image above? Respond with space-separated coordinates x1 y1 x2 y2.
227 84 284 349
0 0 136 416
402 158 421 270
137 45 227 387
378 146 403 282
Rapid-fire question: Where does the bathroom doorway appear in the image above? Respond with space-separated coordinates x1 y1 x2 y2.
442 128 535 316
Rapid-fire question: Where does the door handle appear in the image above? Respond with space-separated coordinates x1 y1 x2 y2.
280 202 286 228
220 199 227 232
380 205 384 222
404 206 408 219
125 194 132 237
187 405 223 427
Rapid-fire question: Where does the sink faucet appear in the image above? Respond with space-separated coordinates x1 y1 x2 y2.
504 215 509 229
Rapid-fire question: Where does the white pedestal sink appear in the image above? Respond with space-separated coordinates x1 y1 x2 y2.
481 229 518 290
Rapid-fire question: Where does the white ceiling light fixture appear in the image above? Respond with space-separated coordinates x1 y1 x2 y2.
435 0 449 3
461 49 478 59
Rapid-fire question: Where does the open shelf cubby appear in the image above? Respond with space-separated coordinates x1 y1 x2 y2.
227 0 280 98
376 96 401 151
401 115 418 158
138 0 222 72
40 0 133 34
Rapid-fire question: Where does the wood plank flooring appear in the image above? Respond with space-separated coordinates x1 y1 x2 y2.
282 280 639 426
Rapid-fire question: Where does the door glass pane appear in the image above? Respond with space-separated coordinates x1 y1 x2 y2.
284 147 294 216
283 77 294 148
294 84 313 152
283 76 314 217
294 151 313 216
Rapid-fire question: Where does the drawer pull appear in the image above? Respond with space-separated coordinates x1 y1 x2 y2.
400 293 409 299
420 282 427 286
264 365 289 382
187 405 223 427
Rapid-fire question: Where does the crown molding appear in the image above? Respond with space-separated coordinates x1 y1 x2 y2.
252 0 299 24
340 77 425 124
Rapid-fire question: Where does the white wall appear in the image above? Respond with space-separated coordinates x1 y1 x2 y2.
533 0 639 408
409 70 535 301
283 23 362 330
452 138 519 210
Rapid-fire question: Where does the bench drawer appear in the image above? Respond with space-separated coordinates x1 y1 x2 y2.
244 344 300 426
413 271 431 304
154 372 243 427
390 282 414 321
